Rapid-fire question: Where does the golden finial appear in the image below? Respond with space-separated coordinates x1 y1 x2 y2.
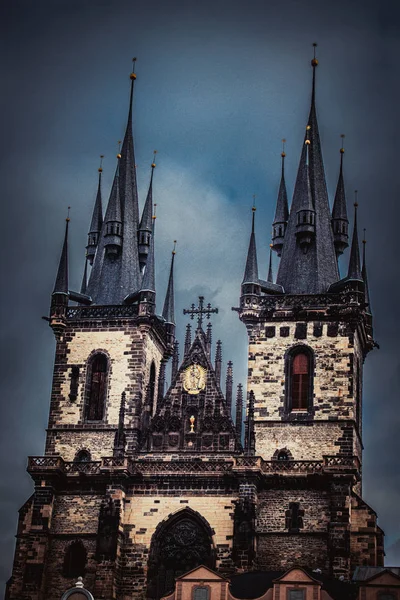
152 203 157 220
189 415 195 433
354 190 358 208
252 194 256 211
98 154 104 172
117 140 122 159
269 243 273 249
281 138 286 158
172 240 177 255
340 134 345 154
363 228 366 245
152 149 157 168
311 42 318 67
130 57 137 80
66 206 71 223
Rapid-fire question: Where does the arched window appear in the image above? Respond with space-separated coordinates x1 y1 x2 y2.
148 362 156 412
286 346 314 413
63 541 87 579
277 450 289 461
74 450 91 463
85 353 108 421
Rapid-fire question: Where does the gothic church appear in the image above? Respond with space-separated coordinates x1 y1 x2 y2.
6 52 383 600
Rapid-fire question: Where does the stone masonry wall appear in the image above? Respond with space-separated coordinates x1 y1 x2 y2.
46 320 164 459
256 534 328 571
257 489 330 532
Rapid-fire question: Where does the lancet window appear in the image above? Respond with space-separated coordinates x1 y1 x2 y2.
85 353 108 421
285 345 314 413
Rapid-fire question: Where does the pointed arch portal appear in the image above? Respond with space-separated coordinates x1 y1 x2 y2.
147 509 215 600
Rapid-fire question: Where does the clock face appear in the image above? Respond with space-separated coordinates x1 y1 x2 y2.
183 364 207 395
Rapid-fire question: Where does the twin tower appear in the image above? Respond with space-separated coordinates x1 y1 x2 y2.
6 52 382 600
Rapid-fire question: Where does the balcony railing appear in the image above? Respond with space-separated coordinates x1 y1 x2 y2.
67 304 139 321
27 454 360 477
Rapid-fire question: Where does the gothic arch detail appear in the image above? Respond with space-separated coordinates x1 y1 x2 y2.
272 447 294 461
84 351 109 421
147 508 215 600
74 449 91 462
284 344 314 413
63 540 87 578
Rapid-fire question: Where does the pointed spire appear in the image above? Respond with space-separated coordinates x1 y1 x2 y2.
139 153 157 271
235 384 243 441
162 241 176 324
53 209 70 295
184 324 192 356
225 361 233 414
172 341 179 381
215 340 222 385
362 231 371 313
104 158 123 258
277 45 339 294
87 157 104 265
80 257 88 295
141 214 156 293
242 206 259 285
348 194 362 280
267 245 274 283
271 140 289 256
332 135 349 257
206 322 212 357
245 390 255 456
114 391 126 457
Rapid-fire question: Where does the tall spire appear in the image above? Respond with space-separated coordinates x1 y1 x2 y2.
362 231 371 313
80 257 88 295
271 140 289 256
86 156 104 265
267 244 274 283
162 241 176 324
277 44 339 294
118 58 141 293
139 153 157 271
332 135 349 257
242 206 259 285
215 340 222 385
235 384 243 441
53 209 70 295
141 214 156 294
348 195 362 280
225 361 233 415
172 341 179 381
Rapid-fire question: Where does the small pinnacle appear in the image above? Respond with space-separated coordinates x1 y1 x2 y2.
172 240 177 254
281 138 286 157
311 42 318 67
66 206 71 222
152 149 157 168
340 134 345 153
130 57 137 79
98 154 104 172
363 228 366 245
354 190 358 207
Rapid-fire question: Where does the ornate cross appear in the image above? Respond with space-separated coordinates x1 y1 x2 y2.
183 296 218 330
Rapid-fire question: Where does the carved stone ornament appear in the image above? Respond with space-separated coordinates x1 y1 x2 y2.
183 364 207 395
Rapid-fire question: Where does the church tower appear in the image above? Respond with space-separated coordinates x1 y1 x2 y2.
6 51 383 600
237 47 382 577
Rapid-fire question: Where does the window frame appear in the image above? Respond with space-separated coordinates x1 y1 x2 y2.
84 352 109 422
285 345 314 414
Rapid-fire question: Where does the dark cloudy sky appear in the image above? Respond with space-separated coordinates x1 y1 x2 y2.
1 0 400 594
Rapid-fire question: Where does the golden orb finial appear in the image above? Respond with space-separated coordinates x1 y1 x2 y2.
152 203 157 220
117 140 122 159
311 42 318 67
340 134 345 154
172 240 177 255
66 206 71 223
152 149 157 168
269 243 273 249
281 138 286 158
98 154 104 172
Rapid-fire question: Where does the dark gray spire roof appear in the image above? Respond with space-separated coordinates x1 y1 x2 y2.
104 163 122 224
242 208 259 284
80 257 88 295
141 219 156 293
276 60 339 294
273 153 289 225
89 169 103 234
362 235 371 313
162 247 175 324
86 70 142 305
348 203 362 280
53 217 69 294
267 246 273 283
118 72 141 293
332 149 348 221
139 165 154 233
